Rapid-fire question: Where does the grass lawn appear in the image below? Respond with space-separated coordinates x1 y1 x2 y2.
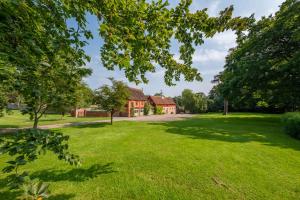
0 113 300 199
0 111 108 128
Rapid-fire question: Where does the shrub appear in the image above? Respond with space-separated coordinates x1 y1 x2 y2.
130 107 135 117
154 106 163 115
144 103 151 115
282 112 300 139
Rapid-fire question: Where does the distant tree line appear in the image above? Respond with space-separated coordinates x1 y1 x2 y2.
174 89 208 114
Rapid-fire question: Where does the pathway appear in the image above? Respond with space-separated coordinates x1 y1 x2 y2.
0 114 194 134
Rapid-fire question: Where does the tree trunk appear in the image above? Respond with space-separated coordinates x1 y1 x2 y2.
110 111 113 125
33 113 39 129
223 98 228 115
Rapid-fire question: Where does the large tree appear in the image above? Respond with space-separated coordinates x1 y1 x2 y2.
216 0 300 112
94 78 129 125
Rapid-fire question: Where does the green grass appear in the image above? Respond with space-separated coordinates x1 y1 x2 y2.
0 111 108 128
0 113 300 199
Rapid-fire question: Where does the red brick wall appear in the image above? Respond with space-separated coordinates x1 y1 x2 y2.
85 111 110 117
71 109 110 117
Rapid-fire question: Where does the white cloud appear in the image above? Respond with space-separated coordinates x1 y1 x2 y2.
207 31 237 48
193 49 227 63
207 0 221 16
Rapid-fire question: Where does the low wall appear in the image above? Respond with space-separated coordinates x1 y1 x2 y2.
71 110 110 117
85 111 110 117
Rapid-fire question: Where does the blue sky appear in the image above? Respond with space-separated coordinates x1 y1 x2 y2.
80 0 285 97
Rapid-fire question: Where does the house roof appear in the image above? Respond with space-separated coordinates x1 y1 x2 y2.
128 87 147 101
149 96 176 105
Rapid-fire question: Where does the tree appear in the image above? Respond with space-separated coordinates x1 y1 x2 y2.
154 90 164 97
19 55 91 129
94 78 129 125
207 86 224 112
98 1 253 86
194 92 208 113
144 102 152 115
174 96 184 113
216 0 300 113
181 89 195 113
50 82 94 117
181 89 208 113
154 106 163 115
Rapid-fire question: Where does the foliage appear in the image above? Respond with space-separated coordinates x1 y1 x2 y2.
98 0 253 86
181 89 208 113
94 78 129 124
215 0 300 112
50 82 94 116
130 107 135 117
18 178 50 200
154 91 164 97
0 62 15 116
207 86 224 112
173 96 184 113
154 106 163 115
143 102 152 116
282 112 300 139
0 129 81 189
19 59 91 128
0 0 93 126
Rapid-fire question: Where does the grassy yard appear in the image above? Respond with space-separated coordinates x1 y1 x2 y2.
0 111 108 128
0 113 300 199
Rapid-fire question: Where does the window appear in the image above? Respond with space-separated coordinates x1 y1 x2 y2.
131 102 134 107
135 101 138 106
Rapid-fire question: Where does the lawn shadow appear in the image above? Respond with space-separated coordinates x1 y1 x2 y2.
0 176 22 200
0 125 19 128
148 114 300 151
67 122 110 129
31 163 116 182
0 163 114 199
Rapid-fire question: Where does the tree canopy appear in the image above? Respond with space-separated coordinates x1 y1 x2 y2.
214 0 300 112
181 89 208 113
94 78 129 125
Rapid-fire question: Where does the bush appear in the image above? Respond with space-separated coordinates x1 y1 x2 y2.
130 107 135 117
154 106 163 115
144 103 153 116
282 112 300 139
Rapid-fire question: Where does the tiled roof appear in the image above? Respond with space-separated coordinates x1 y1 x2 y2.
128 87 147 101
149 96 176 105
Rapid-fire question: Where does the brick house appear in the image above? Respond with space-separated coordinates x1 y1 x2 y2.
119 87 147 117
148 96 176 114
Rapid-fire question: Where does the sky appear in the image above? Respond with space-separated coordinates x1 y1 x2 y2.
79 0 285 97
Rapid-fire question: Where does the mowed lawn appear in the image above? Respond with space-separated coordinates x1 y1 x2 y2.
0 111 108 128
0 113 300 199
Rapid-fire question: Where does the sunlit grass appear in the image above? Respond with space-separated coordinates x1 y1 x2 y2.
0 111 108 128
0 113 299 199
